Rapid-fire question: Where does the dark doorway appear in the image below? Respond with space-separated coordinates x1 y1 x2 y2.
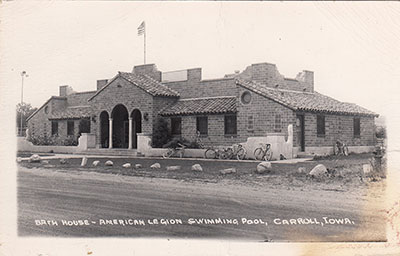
100 111 109 148
296 114 305 152
131 109 142 149
111 104 129 148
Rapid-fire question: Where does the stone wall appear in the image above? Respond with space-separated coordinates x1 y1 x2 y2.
302 113 375 148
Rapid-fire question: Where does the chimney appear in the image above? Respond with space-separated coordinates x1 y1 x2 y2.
187 68 202 81
132 64 162 81
296 70 314 92
97 79 108 91
59 85 74 97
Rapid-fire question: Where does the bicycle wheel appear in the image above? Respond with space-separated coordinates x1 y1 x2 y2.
343 145 349 156
333 143 339 155
254 148 264 161
264 149 273 161
219 151 229 160
204 148 217 159
236 147 246 160
162 149 174 159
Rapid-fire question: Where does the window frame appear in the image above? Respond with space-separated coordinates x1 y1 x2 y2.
353 117 361 137
78 118 91 134
224 114 237 135
67 120 74 136
274 114 282 132
51 121 58 136
316 115 325 137
171 117 182 135
196 116 208 135
247 115 254 131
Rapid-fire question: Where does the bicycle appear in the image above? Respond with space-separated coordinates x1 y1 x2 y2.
163 143 186 158
254 143 273 161
204 146 225 159
220 144 247 160
333 140 349 156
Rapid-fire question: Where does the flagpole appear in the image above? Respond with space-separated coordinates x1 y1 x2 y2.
144 25 146 64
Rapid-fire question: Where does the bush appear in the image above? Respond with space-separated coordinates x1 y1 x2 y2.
28 134 78 146
152 117 170 148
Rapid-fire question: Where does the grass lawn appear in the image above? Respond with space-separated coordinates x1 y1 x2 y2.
19 153 385 190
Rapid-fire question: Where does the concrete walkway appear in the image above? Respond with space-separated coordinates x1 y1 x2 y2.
18 153 313 164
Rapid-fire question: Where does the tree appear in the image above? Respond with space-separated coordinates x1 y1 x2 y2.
152 117 170 148
16 102 37 135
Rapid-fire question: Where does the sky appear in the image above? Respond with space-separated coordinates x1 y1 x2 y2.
1 1 399 122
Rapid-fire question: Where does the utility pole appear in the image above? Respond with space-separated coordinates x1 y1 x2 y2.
20 71 28 136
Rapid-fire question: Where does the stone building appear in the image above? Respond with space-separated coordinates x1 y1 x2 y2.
26 62 378 155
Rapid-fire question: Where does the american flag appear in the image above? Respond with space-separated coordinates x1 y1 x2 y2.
137 21 145 36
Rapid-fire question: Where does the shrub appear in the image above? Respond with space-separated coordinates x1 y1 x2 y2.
152 117 170 148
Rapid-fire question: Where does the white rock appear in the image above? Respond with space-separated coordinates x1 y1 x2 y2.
363 164 373 174
166 165 181 171
219 168 236 175
150 163 161 169
256 162 272 174
191 164 203 172
135 164 142 169
122 163 131 168
29 154 41 163
60 159 67 164
105 160 113 166
81 157 88 167
92 160 100 166
309 164 328 178
297 167 306 174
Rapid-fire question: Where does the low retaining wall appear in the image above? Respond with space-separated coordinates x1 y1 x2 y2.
305 146 375 155
145 148 207 158
17 137 79 154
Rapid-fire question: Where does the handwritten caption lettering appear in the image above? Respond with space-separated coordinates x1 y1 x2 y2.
34 217 355 227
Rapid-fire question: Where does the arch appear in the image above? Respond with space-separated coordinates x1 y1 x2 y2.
111 104 129 148
130 109 142 149
99 111 109 148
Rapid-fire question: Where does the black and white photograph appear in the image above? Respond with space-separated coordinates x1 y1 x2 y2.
0 1 399 255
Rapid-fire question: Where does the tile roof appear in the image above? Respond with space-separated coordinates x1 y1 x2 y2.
160 96 237 116
236 79 378 117
49 106 92 120
89 72 179 101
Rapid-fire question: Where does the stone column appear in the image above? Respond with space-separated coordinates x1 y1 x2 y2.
108 118 113 149
128 117 133 149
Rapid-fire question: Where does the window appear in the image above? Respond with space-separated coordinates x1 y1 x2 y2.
354 117 361 137
51 121 58 136
67 121 74 135
247 115 254 131
317 115 325 136
224 114 237 135
241 91 252 104
44 106 49 114
171 117 182 135
79 118 91 134
196 116 208 135
274 114 282 132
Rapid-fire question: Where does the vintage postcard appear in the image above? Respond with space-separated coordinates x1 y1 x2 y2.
0 1 399 255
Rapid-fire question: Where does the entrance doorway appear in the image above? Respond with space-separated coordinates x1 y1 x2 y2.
111 104 129 148
130 109 142 149
100 111 109 148
296 114 305 152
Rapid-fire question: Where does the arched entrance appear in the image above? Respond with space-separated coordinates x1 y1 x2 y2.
111 104 129 148
130 109 142 149
100 111 109 148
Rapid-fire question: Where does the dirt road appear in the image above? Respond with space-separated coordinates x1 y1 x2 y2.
18 166 386 241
